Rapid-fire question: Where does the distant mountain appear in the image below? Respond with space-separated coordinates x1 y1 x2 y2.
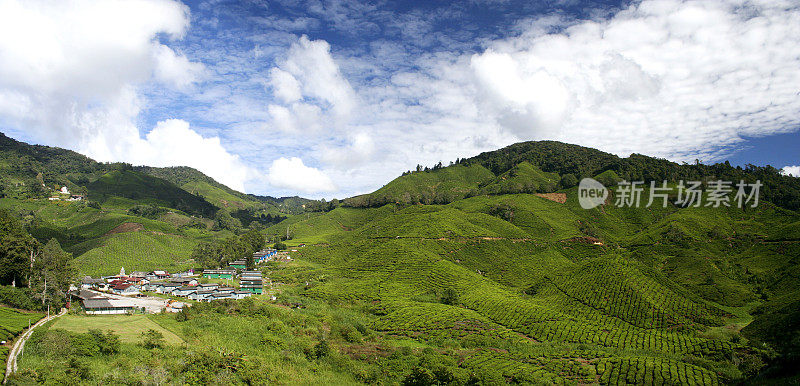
345 140 800 210
0 132 297 218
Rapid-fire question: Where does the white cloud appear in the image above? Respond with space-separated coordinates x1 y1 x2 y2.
267 157 336 193
0 0 251 191
152 44 206 89
265 35 357 135
321 132 376 169
268 68 302 103
781 165 800 177
466 0 800 162
133 119 254 191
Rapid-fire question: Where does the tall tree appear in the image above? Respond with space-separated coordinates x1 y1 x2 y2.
30 239 76 308
0 209 37 286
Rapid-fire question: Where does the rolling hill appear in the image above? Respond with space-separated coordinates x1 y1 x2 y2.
265 144 800 384
2 132 799 383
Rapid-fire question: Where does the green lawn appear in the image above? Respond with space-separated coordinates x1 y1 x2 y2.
50 314 183 345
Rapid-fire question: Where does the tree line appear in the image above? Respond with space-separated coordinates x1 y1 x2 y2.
0 209 76 310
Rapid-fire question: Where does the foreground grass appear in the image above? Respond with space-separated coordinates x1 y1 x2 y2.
50 314 182 345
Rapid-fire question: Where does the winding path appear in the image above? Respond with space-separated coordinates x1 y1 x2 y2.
3 308 66 384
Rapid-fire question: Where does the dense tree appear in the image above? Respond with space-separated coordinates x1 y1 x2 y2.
213 209 242 232
30 238 77 308
192 230 266 269
0 209 37 286
560 173 579 188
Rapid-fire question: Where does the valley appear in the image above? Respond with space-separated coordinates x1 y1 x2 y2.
0 133 798 384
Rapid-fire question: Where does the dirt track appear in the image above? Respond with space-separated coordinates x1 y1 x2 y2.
4 308 67 383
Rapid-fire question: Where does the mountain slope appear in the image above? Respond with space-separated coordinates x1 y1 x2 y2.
345 140 800 210
268 165 799 383
87 169 216 217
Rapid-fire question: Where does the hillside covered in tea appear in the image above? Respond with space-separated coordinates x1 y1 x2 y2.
2 133 799 384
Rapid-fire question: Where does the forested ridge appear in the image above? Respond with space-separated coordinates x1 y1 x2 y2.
345 140 800 210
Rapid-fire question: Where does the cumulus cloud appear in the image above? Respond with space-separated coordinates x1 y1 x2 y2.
267 35 357 134
267 157 336 193
276 0 800 197
131 119 254 191
152 44 206 89
466 0 800 161
0 0 251 190
781 166 800 177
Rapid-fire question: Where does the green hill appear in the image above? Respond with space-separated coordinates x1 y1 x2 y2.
345 140 800 211
271 171 799 383
87 169 216 217
3 133 800 384
344 164 494 207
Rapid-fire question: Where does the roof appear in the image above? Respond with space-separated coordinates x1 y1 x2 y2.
216 287 235 292
176 286 196 291
129 271 148 277
203 269 236 274
152 270 169 275
198 283 219 287
70 289 104 300
83 298 136 309
113 283 135 290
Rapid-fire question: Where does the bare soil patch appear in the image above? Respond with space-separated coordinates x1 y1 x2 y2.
104 222 143 236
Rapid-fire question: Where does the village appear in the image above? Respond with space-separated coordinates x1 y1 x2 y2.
68 248 286 315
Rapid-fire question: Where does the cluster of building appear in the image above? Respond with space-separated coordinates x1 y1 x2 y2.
79 264 268 302
48 186 84 201
147 282 253 301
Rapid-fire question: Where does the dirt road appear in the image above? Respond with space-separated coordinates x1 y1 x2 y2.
4 308 67 383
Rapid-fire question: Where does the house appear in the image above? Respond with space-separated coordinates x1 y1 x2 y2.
166 302 186 313
240 271 263 294
252 249 277 262
129 271 148 279
171 286 197 297
150 270 170 280
206 292 234 301
67 195 84 201
154 283 182 294
111 283 140 296
188 290 215 301
69 289 105 303
80 276 104 289
60 186 70 194
82 298 138 315
229 260 247 270
202 269 235 279
215 287 235 294
232 291 253 300
197 283 219 291
170 277 198 286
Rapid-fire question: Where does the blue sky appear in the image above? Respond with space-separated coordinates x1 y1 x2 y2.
1 0 799 197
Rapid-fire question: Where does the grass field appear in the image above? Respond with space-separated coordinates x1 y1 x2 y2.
50 314 183 345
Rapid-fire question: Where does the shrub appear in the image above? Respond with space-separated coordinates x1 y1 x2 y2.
141 329 164 349
311 340 330 359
